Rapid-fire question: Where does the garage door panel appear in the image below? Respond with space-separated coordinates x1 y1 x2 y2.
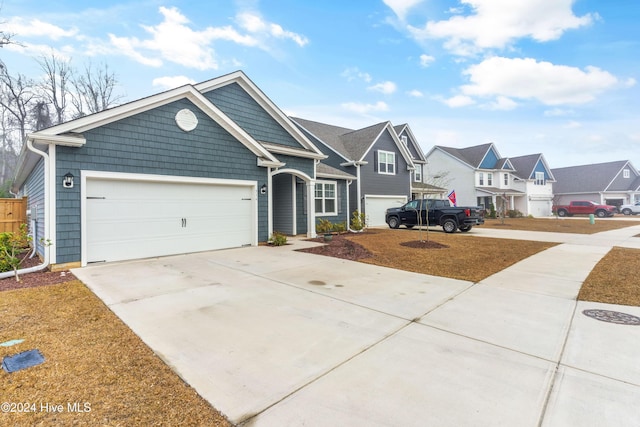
86 177 255 264
365 196 407 227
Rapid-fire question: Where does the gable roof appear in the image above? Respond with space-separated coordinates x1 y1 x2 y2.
291 117 415 168
195 71 325 158
434 143 498 169
509 153 555 181
394 123 426 163
551 160 635 193
15 71 328 188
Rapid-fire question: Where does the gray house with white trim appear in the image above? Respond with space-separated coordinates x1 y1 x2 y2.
13 71 353 269
291 118 416 227
552 160 640 208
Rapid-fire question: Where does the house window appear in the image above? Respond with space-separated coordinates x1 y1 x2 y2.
503 173 509 185
315 181 337 215
401 135 408 145
487 173 493 186
414 166 422 182
535 171 545 185
623 169 630 178
479 172 484 186
378 150 395 175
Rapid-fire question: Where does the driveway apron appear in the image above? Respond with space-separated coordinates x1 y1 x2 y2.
73 224 640 426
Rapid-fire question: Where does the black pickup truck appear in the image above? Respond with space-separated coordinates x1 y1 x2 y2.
385 199 485 233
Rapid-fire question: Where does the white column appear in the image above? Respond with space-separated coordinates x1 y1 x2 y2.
307 180 316 238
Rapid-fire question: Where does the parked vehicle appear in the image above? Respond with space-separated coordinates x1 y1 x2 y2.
553 200 617 218
385 199 485 233
620 202 640 215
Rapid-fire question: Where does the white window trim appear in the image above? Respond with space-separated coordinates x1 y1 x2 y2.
378 150 396 175
623 169 630 178
535 171 545 185
503 173 509 186
315 180 338 216
487 172 493 186
478 172 484 186
414 166 422 182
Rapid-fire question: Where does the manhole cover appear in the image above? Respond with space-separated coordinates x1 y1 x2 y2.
582 309 640 325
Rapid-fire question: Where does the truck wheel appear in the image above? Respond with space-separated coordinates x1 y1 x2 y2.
459 225 472 232
388 217 400 229
442 219 457 233
557 209 568 217
622 208 631 215
595 210 607 218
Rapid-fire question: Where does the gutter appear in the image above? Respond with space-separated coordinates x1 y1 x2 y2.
0 137 51 280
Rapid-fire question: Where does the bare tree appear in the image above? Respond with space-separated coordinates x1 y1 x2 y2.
0 61 36 145
71 62 124 117
37 52 73 125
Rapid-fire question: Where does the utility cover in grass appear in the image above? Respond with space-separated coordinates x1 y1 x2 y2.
2 349 45 373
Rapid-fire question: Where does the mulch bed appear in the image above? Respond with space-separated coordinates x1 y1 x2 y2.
0 257 77 292
299 232 373 261
400 240 449 249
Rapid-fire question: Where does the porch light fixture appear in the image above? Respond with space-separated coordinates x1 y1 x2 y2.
260 184 267 195
62 172 74 188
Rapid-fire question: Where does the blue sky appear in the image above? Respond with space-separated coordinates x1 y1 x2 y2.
2 0 639 169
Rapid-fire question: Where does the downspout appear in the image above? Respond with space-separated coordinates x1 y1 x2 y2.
0 138 51 279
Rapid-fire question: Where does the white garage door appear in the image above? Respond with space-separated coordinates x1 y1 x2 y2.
85 176 255 264
364 195 407 227
529 200 552 217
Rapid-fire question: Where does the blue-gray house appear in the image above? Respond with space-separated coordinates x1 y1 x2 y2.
12 71 341 268
291 118 416 227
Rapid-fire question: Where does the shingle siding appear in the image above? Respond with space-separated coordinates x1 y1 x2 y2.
360 129 410 199
206 83 303 149
54 98 269 264
21 157 46 257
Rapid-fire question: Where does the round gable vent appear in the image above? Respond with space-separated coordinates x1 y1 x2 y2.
175 108 198 132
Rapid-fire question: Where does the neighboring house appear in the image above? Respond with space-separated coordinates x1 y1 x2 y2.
425 143 555 216
291 117 416 227
12 71 339 269
551 160 640 209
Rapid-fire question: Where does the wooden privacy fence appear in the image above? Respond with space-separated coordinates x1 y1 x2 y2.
0 198 27 233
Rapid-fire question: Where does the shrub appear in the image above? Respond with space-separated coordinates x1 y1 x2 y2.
489 204 497 218
0 224 32 281
506 209 524 218
269 232 287 246
332 222 346 233
350 210 366 231
316 218 333 234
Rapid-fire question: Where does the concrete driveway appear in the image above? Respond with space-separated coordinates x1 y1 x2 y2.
72 226 640 426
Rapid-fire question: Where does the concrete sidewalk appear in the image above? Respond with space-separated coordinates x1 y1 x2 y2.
73 225 640 426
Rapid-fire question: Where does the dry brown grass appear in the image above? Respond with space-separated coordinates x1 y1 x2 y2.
345 229 557 282
578 247 640 307
482 217 636 234
0 280 231 427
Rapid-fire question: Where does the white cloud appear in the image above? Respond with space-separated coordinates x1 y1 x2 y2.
341 101 390 114
408 0 595 56
4 17 78 40
419 54 435 67
383 0 423 21
342 67 372 83
107 6 307 70
440 95 476 108
460 57 619 105
152 75 197 90
408 89 424 97
485 96 518 110
368 81 397 94
236 12 309 47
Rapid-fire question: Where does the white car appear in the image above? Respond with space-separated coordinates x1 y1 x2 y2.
620 202 640 215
